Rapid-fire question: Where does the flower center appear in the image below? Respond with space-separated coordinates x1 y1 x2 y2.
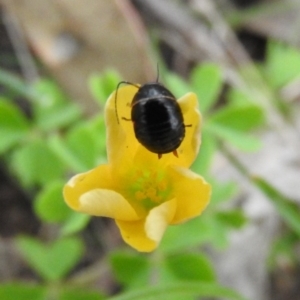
125 167 172 212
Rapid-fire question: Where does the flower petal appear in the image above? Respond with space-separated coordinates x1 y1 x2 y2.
175 92 201 167
79 189 140 221
105 85 140 167
115 199 177 252
167 165 211 224
63 164 139 221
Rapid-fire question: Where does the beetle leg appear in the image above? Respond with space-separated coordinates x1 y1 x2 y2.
184 124 192 127
158 153 162 159
173 149 178 157
121 117 132 121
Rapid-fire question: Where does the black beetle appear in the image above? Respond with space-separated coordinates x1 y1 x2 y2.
115 81 189 158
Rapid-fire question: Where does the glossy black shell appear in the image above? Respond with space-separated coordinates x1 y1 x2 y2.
131 82 185 154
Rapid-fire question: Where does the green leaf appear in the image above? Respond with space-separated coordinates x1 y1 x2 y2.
191 131 217 176
217 209 247 229
164 73 191 98
0 283 46 300
33 79 69 105
32 79 81 131
0 69 38 100
66 123 98 169
48 134 87 173
86 115 107 157
210 104 265 132
34 180 71 223
101 69 122 99
110 282 246 300
35 103 81 132
59 287 105 300
205 216 229 249
89 70 121 105
265 41 300 88
190 63 223 113
0 99 29 154
57 116 106 171
61 213 90 236
165 253 216 282
109 251 149 288
206 123 262 152
16 236 84 281
253 177 300 237
210 180 237 206
11 140 64 187
227 88 255 105
160 217 212 253
89 74 107 105
268 232 298 268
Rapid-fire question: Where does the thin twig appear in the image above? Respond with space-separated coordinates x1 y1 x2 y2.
134 0 227 62
2 7 39 82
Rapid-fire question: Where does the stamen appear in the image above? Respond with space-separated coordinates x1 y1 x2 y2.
128 168 172 209
135 191 146 201
146 187 157 198
157 181 167 191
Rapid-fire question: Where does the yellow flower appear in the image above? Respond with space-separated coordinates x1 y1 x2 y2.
63 85 211 252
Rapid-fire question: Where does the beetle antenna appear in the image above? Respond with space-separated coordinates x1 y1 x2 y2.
115 81 139 124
